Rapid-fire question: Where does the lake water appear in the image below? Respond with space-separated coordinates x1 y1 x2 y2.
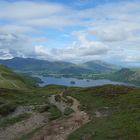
38 76 134 87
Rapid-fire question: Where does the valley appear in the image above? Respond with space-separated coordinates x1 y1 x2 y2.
38 76 135 87
0 65 140 140
1 0 140 139
0 57 140 87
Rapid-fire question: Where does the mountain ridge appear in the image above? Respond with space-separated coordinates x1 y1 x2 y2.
0 57 119 74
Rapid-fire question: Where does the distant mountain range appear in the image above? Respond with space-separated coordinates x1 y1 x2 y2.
80 60 120 72
108 68 140 85
0 58 140 86
91 68 140 86
0 57 120 74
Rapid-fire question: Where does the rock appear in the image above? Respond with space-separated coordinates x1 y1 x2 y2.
59 127 64 130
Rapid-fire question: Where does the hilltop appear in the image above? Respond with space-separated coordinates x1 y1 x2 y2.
81 60 120 72
106 68 140 86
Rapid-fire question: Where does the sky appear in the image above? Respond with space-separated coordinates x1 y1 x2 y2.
0 0 140 67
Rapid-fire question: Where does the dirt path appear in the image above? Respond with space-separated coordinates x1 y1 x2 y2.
48 94 67 113
0 93 90 140
31 95 90 140
0 112 48 140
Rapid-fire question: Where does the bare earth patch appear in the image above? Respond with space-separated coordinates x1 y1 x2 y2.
0 112 48 140
0 94 90 140
31 96 90 140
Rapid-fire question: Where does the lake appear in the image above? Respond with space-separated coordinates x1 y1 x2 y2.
38 76 135 87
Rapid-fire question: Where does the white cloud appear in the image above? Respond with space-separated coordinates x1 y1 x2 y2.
0 33 35 58
0 25 35 34
0 1 66 19
22 16 79 27
0 0 140 66
32 31 109 62
125 56 140 63
0 0 83 31
0 32 109 62
0 49 13 59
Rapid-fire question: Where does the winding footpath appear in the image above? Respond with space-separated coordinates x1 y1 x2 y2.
31 95 90 140
0 93 90 140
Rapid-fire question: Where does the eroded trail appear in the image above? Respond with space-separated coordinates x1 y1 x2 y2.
31 95 90 140
0 112 48 140
0 93 90 140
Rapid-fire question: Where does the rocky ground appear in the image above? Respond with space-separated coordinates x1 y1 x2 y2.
0 93 90 140
31 96 90 140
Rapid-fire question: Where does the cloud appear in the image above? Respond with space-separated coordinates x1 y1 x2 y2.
0 32 108 62
0 0 84 32
32 31 109 62
0 49 13 59
0 33 36 59
22 16 79 28
0 25 35 34
125 56 140 63
0 0 140 66
87 1 140 42
89 20 140 42
0 1 66 19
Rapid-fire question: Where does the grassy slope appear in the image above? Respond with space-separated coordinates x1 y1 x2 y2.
0 64 31 89
0 64 44 90
0 65 66 117
0 85 66 107
92 68 140 86
0 85 66 128
0 65 140 139
65 85 140 140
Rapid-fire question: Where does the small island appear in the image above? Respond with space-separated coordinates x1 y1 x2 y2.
70 81 75 84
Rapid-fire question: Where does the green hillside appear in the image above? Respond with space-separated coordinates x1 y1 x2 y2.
0 66 139 139
107 68 140 86
65 85 140 140
0 64 37 89
81 60 120 72
89 68 140 86
0 76 139 139
59 66 92 75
